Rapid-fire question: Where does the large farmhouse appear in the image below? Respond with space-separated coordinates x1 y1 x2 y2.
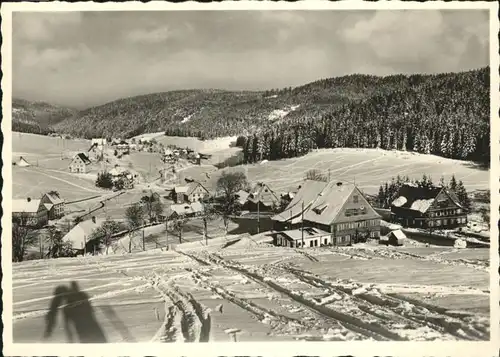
272 180 381 247
390 183 467 229
13 198 49 227
69 153 91 173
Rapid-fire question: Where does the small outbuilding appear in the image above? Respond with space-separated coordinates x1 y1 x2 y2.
387 229 406 246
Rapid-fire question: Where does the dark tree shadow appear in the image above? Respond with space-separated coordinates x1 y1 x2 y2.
43 281 107 343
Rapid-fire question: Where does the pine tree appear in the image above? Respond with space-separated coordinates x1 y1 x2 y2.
251 135 259 163
449 175 458 191
456 180 471 211
383 182 389 208
243 138 250 163
401 130 407 151
377 185 385 208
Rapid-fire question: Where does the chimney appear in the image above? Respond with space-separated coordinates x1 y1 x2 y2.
27 197 31 202
91 216 96 223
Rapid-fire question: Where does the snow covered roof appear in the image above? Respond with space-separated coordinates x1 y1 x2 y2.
13 199 43 213
186 182 209 196
392 196 407 207
389 229 407 240
409 199 434 213
246 182 279 206
43 192 64 205
169 202 204 216
64 218 105 249
235 190 250 205
17 156 30 167
272 180 328 223
174 186 189 193
391 184 442 213
273 180 379 225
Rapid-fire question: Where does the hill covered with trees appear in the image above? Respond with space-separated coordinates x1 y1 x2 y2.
17 67 490 165
12 98 77 135
241 67 490 165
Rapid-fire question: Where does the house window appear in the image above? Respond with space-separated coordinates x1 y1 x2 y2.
457 208 462 214
353 195 359 203
436 220 441 226
310 241 314 247
324 238 328 245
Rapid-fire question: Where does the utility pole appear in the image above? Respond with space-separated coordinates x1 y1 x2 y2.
84 235 87 255
328 169 331 182
165 218 169 250
301 201 304 248
257 200 260 234
142 222 145 251
39 235 43 258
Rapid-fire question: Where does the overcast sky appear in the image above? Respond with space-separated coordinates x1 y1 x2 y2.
13 10 489 109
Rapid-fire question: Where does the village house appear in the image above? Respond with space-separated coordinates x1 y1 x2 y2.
272 180 381 247
40 192 65 220
240 182 280 212
390 183 467 229
69 153 92 173
173 182 210 203
13 197 49 227
63 216 105 254
167 201 204 220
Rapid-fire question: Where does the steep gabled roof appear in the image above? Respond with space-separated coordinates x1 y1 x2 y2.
73 153 91 165
247 182 279 206
43 192 65 205
63 218 105 249
303 182 356 225
273 180 379 225
272 180 328 223
186 182 209 196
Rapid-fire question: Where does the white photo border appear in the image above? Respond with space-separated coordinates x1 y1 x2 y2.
2 1 499 356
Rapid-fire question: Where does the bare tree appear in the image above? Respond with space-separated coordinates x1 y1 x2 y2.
216 171 248 235
125 203 144 253
12 214 38 262
200 199 218 245
305 169 327 182
172 217 188 243
46 225 72 258
88 219 123 255
141 193 164 223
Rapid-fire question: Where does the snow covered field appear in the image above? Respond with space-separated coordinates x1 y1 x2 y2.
12 238 490 343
